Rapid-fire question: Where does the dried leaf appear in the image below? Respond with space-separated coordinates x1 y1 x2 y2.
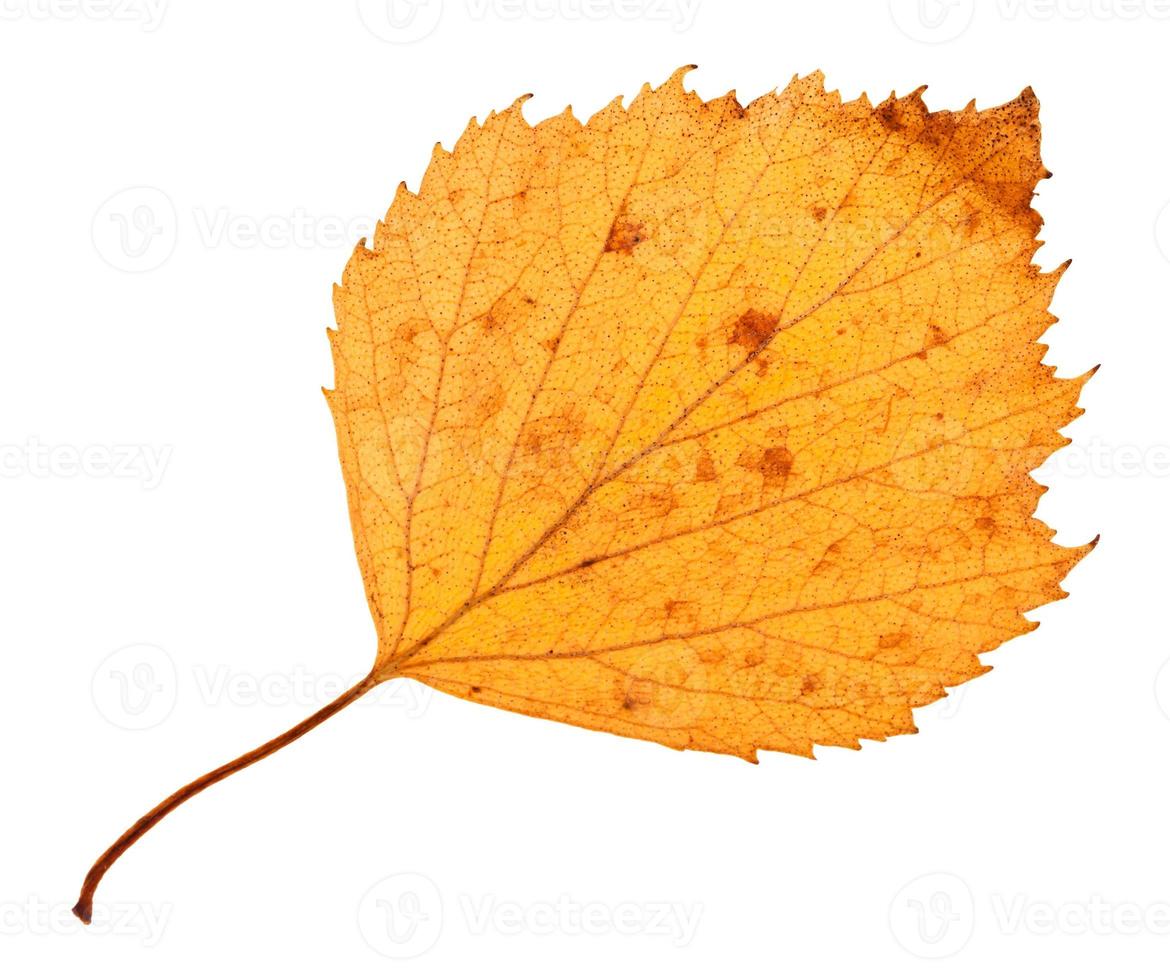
328 67 1091 762
74 69 1092 923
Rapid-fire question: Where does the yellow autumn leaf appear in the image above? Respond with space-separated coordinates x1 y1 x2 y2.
328 67 1091 762
74 69 1091 923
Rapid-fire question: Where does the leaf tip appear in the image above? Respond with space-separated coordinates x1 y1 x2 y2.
661 64 698 96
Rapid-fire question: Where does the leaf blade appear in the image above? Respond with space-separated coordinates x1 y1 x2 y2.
328 70 1091 759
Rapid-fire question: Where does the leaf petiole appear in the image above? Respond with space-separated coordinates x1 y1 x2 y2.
72 671 378 924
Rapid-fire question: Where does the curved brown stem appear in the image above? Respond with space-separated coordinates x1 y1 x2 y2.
73 672 378 924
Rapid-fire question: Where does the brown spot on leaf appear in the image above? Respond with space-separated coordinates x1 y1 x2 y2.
811 205 827 222
877 100 906 132
736 445 793 487
729 308 780 351
635 487 679 519
917 323 948 358
695 449 717 482
663 599 699 629
472 381 507 424
605 213 647 254
760 446 793 484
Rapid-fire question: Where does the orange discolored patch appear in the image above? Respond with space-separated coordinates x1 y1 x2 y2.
694 449 717 482
728 308 780 351
760 446 794 484
605 213 648 254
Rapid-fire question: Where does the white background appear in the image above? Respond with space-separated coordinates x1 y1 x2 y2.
0 0 1163 976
